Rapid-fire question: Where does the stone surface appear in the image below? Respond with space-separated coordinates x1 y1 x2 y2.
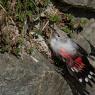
72 19 95 53
61 0 95 10
0 50 72 95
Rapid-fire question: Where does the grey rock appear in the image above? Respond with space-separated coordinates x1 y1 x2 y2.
61 0 95 10
72 20 95 53
0 51 72 95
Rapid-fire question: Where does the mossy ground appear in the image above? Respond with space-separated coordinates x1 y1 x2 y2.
0 0 89 57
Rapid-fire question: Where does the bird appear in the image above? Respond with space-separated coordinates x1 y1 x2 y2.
49 30 95 85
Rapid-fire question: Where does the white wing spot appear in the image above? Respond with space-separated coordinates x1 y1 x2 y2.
88 75 91 79
85 77 88 82
79 78 82 82
90 71 94 75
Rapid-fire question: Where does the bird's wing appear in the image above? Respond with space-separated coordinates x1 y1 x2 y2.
59 48 80 69
59 47 95 84
70 39 88 56
71 41 95 84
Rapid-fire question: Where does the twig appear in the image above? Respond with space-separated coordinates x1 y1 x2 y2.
0 3 15 25
42 20 49 31
0 4 7 13
30 55 39 63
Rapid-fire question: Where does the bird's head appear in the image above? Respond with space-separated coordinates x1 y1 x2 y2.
49 31 60 45
49 31 64 54
48 28 70 53
49 30 68 44
51 31 60 39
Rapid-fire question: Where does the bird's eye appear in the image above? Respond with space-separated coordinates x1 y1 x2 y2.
57 34 60 37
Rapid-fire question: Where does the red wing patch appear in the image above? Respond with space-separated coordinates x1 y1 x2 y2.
74 57 85 71
59 48 85 72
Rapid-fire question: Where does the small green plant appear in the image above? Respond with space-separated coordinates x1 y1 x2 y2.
49 15 61 23
15 0 36 22
62 26 71 34
0 45 10 53
27 47 34 54
17 37 24 46
44 0 51 7
12 47 21 56
65 13 75 22
80 18 89 26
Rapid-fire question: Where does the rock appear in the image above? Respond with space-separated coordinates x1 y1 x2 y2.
0 50 72 95
72 20 95 53
83 19 95 45
60 0 95 10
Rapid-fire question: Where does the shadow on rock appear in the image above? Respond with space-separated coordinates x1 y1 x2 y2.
52 0 95 19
